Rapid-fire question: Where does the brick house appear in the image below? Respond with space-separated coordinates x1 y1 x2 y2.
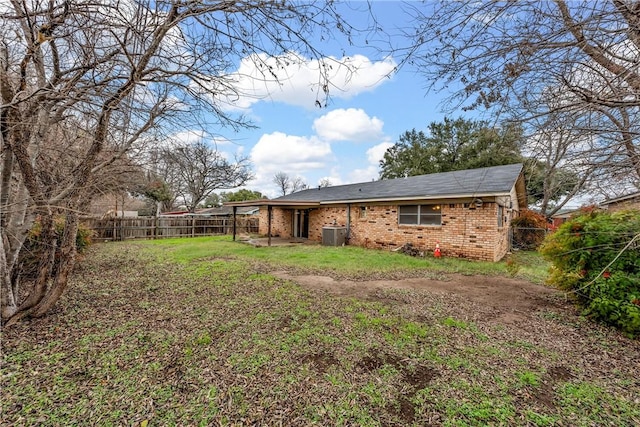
227 164 527 261
600 191 640 212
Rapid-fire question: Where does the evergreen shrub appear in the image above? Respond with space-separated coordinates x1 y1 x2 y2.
540 209 640 336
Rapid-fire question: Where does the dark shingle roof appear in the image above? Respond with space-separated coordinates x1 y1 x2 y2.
276 164 523 203
600 191 640 206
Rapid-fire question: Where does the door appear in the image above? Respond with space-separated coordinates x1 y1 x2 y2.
293 209 309 238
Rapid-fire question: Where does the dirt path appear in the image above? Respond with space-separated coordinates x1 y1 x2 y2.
271 271 567 324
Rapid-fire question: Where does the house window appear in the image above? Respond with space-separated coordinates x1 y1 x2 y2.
359 206 367 219
398 204 441 225
497 205 504 227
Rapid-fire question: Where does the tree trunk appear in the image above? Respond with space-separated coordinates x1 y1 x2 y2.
14 212 57 312
31 211 79 318
0 230 17 320
4 181 33 281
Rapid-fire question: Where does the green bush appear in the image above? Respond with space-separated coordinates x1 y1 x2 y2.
540 209 640 336
17 216 94 279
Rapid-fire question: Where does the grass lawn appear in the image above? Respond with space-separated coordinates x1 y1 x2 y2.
2 236 638 426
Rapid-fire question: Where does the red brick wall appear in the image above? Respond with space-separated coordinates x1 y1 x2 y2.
258 207 292 237
260 201 514 261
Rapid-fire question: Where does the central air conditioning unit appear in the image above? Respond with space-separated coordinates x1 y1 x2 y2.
322 226 347 246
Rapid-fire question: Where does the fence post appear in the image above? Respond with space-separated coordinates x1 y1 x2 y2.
507 226 514 252
153 216 157 239
191 215 195 237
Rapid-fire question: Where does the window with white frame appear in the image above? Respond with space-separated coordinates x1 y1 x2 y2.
398 204 441 225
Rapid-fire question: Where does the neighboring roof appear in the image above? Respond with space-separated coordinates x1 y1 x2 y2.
162 206 259 216
226 163 525 207
550 208 583 218
198 206 259 215
600 191 640 206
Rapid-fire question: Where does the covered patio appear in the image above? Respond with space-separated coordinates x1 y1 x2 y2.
225 199 321 247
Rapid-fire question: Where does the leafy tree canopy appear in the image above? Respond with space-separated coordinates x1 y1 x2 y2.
379 117 524 179
201 189 265 208
221 189 265 203
201 193 223 208
379 117 584 213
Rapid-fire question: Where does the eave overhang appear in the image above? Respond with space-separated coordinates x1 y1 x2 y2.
224 192 516 208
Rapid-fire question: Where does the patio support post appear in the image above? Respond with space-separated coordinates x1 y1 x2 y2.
232 206 237 241
267 205 272 247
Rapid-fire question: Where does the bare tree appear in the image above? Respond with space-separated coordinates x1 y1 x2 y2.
292 177 308 193
273 172 292 196
162 141 252 212
318 178 332 188
273 172 307 196
400 0 640 194
1 0 363 325
523 110 605 216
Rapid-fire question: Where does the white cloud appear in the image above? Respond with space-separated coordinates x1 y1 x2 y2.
248 131 333 196
214 52 396 110
211 136 233 147
168 130 207 145
366 141 394 164
317 166 344 187
251 132 332 170
347 141 393 183
348 165 380 183
313 108 384 142
246 117 393 196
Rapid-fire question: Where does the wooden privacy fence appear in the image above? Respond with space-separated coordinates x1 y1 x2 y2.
83 216 259 242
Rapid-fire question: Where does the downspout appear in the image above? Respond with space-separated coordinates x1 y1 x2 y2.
346 203 351 245
232 206 237 241
267 205 272 247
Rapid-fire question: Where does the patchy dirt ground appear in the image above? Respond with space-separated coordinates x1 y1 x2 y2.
272 271 567 324
3 242 639 426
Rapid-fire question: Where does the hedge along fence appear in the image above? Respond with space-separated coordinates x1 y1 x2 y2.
83 216 259 242
540 209 640 336
510 227 549 251
510 209 549 250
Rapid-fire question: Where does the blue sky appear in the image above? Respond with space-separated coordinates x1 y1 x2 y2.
179 2 456 198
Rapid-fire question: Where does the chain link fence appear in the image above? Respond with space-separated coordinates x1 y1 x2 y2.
510 227 549 251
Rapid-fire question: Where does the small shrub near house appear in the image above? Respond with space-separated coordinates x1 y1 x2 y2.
540 209 640 336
